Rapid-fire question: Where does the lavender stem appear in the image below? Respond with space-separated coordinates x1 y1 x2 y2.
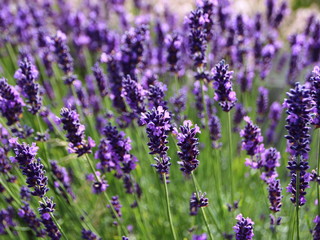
163 173 177 240
228 111 234 203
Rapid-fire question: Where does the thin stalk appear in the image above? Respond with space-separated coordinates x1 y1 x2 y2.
227 111 234 203
163 173 177 240
191 173 214 240
84 154 128 236
317 129 320 216
295 155 300 240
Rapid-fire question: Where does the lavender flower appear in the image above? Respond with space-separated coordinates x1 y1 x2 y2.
311 66 320 127
107 196 122 224
165 34 182 73
267 178 282 212
11 142 38 168
38 197 61 240
18 202 46 237
92 62 108 97
192 233 207 240
121 75 146 114
313 216 320 240
212 60 237 112
50 161 74 199
0 78 25 125
82 228 101 240
0 207 16 235
190 192 208 216
233 103 247 132
175 120 201 175
240 116 264 157
260 148 280 181
233 214 254 240
148 82 168 110
52 30 76 84
237 68 253 92
60 107 95 157
256 86 269 123
87 172 109 194
20 186 31 201
266 102 282 144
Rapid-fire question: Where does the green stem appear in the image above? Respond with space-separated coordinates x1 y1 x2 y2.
227 111 234 203
295 155 300 240
163 174 177 240
84 154 128 236
191 173 214 240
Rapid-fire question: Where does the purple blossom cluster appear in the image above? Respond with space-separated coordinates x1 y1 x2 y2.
189 192 208 216
174 120 201 175
233 214 254 240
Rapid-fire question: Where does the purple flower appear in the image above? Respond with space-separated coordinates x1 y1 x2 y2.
92 62 108 97
14 57 42 114
190 192 208 216
313 215 320 240
11 142 38 168
237 68 253 92
82 228 101 240
88 172 109 194
38 197 61 240
266 102 282 144
212 60 237 112
60 107 95 157
192 233 207 240
170 87 187 123
193 81 206 126
260 148 280 181
267 178 283 212
51 30 76 85
311 66 320 127
256 86 269 123
0 207 16 235
165 34 182 73
148 82 168 110
0 78 25 125
284 83 313 159
18 202 45 237
20 186 31 201
107 196 122 223
121 75 146 114
240 116 264 157
233 214 254 240
175 120 201 175
233 103 247 132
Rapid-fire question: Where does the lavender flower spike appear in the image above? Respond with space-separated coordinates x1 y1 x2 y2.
174 120 201 175
190 192 208 216
14 57 42 114
60 107 95 157
311 66 320 127
212 60 237 112
233 214 254 240
267 178 283 212
0 78 25 126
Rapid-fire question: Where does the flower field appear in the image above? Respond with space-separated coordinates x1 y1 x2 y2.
0 0 320 239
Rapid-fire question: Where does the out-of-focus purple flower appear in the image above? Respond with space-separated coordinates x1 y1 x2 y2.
81 228 101 240
240 116 264 157
170 87 187 124
0 78 25 126
121 75 146 114
50 161 75 199
0 207 16 235
20 186 31 201
18 202 46 237
256 86 269 123
233 214 254 240
174 120 201 175
266 102 282 144
190 192 208 216
147 82 168 110
267 178 282 213
260 44 276 80
193 81 206 128
73 80 89 109
92 62 108 97
192 233 207 240
272 1 288 28
212 60 237 112
120 25 149 79
107 195 122 224
313 215 320 240
165 34 182 73
237 68 253 92
14 58 42 114
60 107 95 157
233 103 247 132
38 197 61 240
311 66 320 127
51 30 76 84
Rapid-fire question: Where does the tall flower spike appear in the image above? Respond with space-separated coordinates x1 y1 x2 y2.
311 66 320 127
165 34 182 73
233 214 254 240
60 107 95 157
82 228 101 240
267 178 283 212
175 120 201 175
212 60 237 112
0 78 25 125
14 58 42 114
260 148 280 181
256 86 269 123
266 102 282 144
52 30 76 85
92 62 108 98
